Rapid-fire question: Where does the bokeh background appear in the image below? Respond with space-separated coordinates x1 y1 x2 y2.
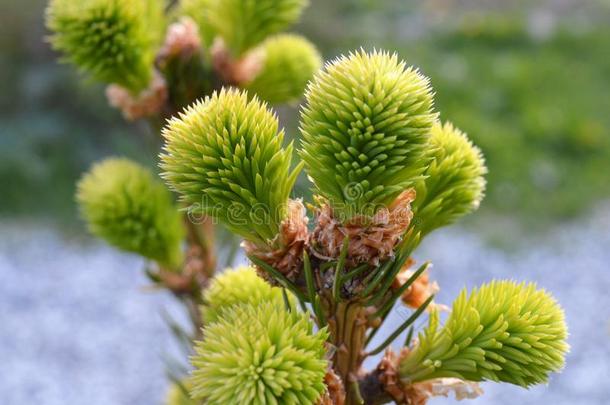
1 0 609 404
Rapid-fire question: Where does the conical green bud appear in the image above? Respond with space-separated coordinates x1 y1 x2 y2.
202 266 289 324
182 0 307 56
76 158 184 267
190 301 329 404
245 34 322 105
399 281 569 388
160 88 302 245
413 121 487 235
299 50 437 218
46 0 165 93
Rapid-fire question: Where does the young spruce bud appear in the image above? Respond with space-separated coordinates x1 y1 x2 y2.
399 281 569 388
77 158 184 267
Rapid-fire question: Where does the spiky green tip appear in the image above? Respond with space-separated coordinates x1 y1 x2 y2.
190 301 329 404
77 158 184 267
46 0 164 92
399 280 569 388
246 34 322 104
299 50 437 219
202 266 289 324
185 0 308 55
160 88 302 245
413 121 487 235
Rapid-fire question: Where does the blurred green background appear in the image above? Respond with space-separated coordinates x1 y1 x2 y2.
2 0 609 232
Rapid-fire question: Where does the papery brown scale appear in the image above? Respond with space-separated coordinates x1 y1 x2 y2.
157 17 201 62
243 199 309 283
394 263 439 310
310 189 416 269
106 70 168 120
157 245 209 294
210 38 264 86
377 348 429 405
316 368 346 405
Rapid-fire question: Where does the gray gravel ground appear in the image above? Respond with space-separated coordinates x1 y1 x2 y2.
0 226 182 405
1 208 609 405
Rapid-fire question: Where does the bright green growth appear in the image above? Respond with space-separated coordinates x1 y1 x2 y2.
46 0 164 93
165 381 196 405
300 50 437 218
399 281 568 387
246 34 322 105
160 89 302 245
413 121 487 235
191 301 329 404
183 0 308 56
77 158 184 267
202 266 289 324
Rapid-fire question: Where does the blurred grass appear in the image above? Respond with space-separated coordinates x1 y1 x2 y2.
397 18 610 222
300 1 610 226
0 0 159 224
1 0 609 230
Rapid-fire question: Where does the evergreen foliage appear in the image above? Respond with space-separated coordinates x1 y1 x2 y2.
413 121 487 235
202 266 288 324
399 281 569 387
161 89 302 245
46 0 164 92
77 158 184 267
246 34 322 104
182 0 308 55
191 301 329 404
299 50 437 218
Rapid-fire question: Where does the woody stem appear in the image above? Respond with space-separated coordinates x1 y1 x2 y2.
324 297 369 405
